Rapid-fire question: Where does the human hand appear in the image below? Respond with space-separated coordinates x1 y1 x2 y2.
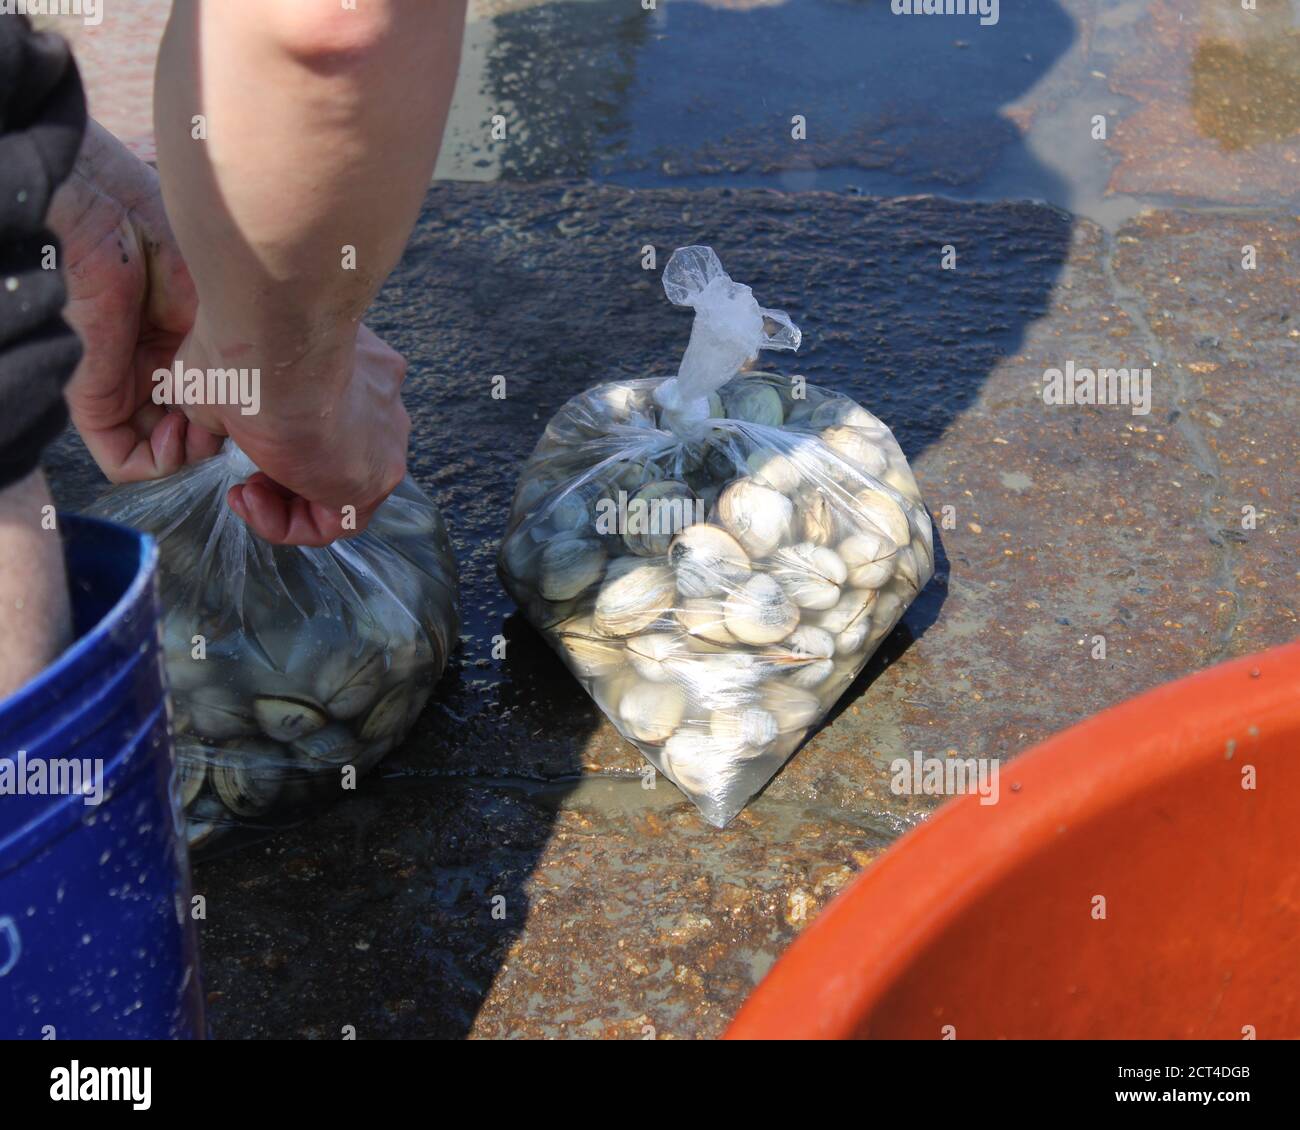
177 318 411 547
49 120 223 481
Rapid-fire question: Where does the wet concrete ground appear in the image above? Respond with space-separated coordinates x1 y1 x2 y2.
41 0 1299 1037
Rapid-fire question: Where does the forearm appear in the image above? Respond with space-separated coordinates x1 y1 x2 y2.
153 0 464 403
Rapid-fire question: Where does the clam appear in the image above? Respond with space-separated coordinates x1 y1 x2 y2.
317 649 387 721
811 400 884 431
293 723 363 768
882 462 922 504
253 694 328 742
767 542 847 610
762 683 821 733
811 587 877 637
893 544 921 593
709 707 778 751
174 743 208 807
761 625 835 688
668 523 751 598
617 679 686 744
663 651 765 711
539 535 607 602
625 632 685 682
723 574 800 646
838 530 896 590
359 684 412 743
716 479 793 559
556 616 625 678
185 795 230 850
821 425 889 478
745 446 802 495
187 684 258 741
798 489 850 547
724 383 785 428
853 488 911 547
622 479 699 557
592 558 676 638
661 729 722 795
676 598 737 645
500 526 546 585
212 740 286 818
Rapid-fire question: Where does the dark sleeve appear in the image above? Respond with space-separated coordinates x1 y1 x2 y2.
0 14 86 490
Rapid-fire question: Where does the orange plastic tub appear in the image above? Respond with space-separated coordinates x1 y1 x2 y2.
728 640 1300 1040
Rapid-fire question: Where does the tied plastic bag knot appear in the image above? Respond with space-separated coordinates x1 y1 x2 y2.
655 246 802 437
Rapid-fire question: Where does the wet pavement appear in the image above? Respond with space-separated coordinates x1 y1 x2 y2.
40 0 1300 1037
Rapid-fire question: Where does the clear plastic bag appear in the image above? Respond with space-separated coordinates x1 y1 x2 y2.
498 247 934 826
89 442 459 853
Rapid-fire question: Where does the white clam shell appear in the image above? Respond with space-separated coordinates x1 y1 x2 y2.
253 694 328 743
539 535 607 602
293 722 364 768
838 530 897 590
668 523 751 598
212 739 286 818
621 479 699 557
187 684 258 741
662 729 728 795
767 542 847 610
663 652 766 711
762 624 835 688
745 446 802 495
709 707 778 751
593 558 677 638
556 616 626 679
676 598 736 645
617 679 686 744
625 632 685 682
716 479 793 559
854 488 912 547
316 649 387 721
359 685 412 743
174 742 208 807
723 574 800 646
798 489 851 547
810 400 885 431
821 425 889 478
762 683 821 733
810 587 877 637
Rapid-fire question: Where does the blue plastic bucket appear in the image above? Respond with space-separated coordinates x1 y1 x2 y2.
0 514 204 1039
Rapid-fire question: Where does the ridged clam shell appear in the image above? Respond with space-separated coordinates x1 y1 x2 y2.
893 544 922 593
762 625 835 688
664 652 766 711
882 462 922 504
174 742 208 807
617 679 686 744
253 694 328 743
556 616 625 678
745 446 802 495
810 588 877 637
187 684 258 741
762 683 821 733
723 574 799 646
821 425 889 478
838 530 896 590
625 632 685 682
293 723 363 768
661 729 727 795
621 480 698 557
359 685 411 743
539 535 607 602
185 795 230 849
593 558 676 638
716 479 793 559
668 523 751 598
798 489 850 547
767 542 847 610
500 526 546 585
316 649 387 721
212 740 286 817
709 707 777 751
854 488 911 547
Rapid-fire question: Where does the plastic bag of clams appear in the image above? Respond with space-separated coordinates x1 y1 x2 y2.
498 246 934 827
90 442 459 854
